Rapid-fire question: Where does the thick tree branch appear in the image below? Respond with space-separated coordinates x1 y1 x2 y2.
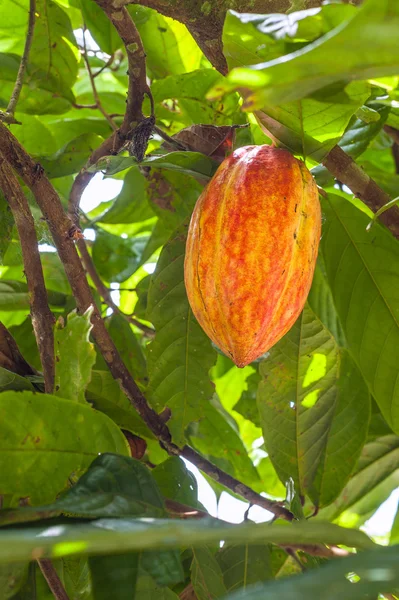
0 122 293 522
4 0 36 119
0 158 55 392
68 1 149 224
78 238 155 337
322 146 399 239
38 559 70 600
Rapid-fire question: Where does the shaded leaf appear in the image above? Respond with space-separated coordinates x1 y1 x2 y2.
38 133 104 179
146 225 217 445
92 229 149 283
89 553 138 600
321 193 399 434
191 547 227 600
217 544 272 594
97 168 154 225
152 457 198 507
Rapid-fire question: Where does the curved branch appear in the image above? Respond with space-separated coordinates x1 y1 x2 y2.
5 0 36 117
0 158 55 392
0 121 293 522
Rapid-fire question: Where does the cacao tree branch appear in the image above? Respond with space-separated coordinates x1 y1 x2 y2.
2 0 36 121
68 0 150 224
37 559 70 600
78 238 155 337
322 145 399 239
0 121 294 523
0 158 55 392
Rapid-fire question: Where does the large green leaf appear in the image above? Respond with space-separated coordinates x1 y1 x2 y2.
222 544 399 600
135 575 179 600
0 280 66 311
191 547 227 600
254 81 370 162
0 391 128 503
55 310 96 403
0 520 373 564
0 563 27 599
129 7 185 79
217 0 399 107
321 193 399 433
217 544 272 594
317 434 399 526
257 304 370 507
146 225 217 445
0 368 34 393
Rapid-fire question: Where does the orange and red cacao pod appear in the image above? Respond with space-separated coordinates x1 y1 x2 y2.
184 145 321 367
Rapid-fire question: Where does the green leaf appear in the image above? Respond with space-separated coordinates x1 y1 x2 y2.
62 556 92 600
152 70 239 126
0 391 128 503
191 547 227 600
89 553 139 600
189 400 260 488
222 544 399 600
80 0 121 54
97 168 154 225
130 7 185 79
233 372 261 428
0 454 166 526
257 304 370 507
0 563 28 599
321 193 399 434
0 52 74 115
317 434 399 526
390 501 399 545
217 544 272 593
86 370 153 439
146 225 217 445
152 457 198 507
141 549 184 587
254 81 370 161
218 0 399 107
10 115 57 155
135 575 179 600
0 519 373 564
0 280 66 311
92 229 149 284
55 309 96 403
31 0 79 93
38 134 104 178
91 152 218 180
0 368 34 393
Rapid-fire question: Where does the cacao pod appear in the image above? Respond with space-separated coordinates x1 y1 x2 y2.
184 145 321 368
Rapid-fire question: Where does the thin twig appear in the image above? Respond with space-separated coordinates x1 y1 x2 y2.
0 158 55 392
78 237 155 337
81 27 117 132
6 0 36 117
93 52 115 78
68 2 150 225
72 103 98 110
38 559 70 600
0 121 294 522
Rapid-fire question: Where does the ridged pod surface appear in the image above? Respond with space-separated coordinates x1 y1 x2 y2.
184 145 321 367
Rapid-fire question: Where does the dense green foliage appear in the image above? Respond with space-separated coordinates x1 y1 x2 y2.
1 0 399 598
